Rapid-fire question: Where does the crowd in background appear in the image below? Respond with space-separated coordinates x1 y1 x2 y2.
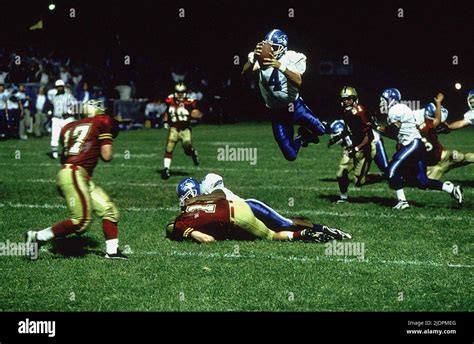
0 46 253 140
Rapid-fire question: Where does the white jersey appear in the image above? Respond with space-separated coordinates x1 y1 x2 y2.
387 103 421 146
256 50 306 109
412 109 425 126
463 109 474 125
52 92 76 118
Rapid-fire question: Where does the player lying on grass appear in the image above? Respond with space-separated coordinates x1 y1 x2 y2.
199 173 346 234
412 96 474 180
165 178 351 243
376 89 463 209
25 100 128 260
328 86 388 203
242 29 326 161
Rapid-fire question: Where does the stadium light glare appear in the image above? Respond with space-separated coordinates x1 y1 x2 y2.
48 3 56 11
455 82 462 90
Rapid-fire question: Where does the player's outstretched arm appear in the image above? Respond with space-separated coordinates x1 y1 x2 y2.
100 144 113 162
190 231 216 243
432 92 444 128
447 119 470 130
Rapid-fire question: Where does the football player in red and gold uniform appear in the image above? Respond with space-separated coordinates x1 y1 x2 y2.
166 178 352 243
25 100 127 260
161 83 202 179
332 86 385 203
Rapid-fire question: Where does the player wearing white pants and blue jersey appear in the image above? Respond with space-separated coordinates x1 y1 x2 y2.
378 88 463 209
242 29 326 161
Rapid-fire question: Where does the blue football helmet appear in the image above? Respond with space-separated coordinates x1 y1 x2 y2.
330 120 346 135
424 103 449 123
263 29 288 59
176 178 200 207
379 88 401 114
467 90 474 110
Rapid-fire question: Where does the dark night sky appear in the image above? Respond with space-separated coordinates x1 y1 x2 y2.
1 0 473 118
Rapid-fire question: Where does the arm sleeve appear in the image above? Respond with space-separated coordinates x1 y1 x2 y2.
289 53 307 74
464 110 474 125
98 116 114 145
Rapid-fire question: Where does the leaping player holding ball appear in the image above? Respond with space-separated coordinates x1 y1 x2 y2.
242 29 326 161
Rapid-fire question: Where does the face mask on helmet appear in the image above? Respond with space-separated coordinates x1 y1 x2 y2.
175 84 187 100
263 29 288 59
176 178 200 208
424 103 449 123
83 100 106 117
379 97 389 114
468 93 474 110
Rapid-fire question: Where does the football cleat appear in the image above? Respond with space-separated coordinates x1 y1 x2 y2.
104 249 128 260
161 168 171 180
298 127 319 147
321 225 352 240
47 152 58 160
335 196 349 204
451 185 464 205
191 150 200 166
393 200 409 210
300 228 331 243
24 230 39 260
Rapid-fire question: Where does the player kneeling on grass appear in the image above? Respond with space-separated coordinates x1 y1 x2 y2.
25 100 128 260
165 178 351 243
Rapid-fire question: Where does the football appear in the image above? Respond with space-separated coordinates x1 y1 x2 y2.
257 42 273 68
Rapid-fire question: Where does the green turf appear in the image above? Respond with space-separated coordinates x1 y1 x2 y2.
0 123 473 311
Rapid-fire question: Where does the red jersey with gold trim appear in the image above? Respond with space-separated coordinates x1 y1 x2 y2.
165 94 198 130
418 119 443 166
170 199 231 241
342 104 374 148
60 115 115 175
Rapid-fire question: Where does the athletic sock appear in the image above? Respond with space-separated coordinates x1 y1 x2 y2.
52 220 80 237
164 157 171 169
396 189 407 202
36 227 54 241
106 239 119 255
442 182 454 193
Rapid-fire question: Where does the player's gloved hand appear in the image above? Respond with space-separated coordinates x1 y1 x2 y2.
328 134 340 147
436 122 451 134
348 146 359 158
163 123 169 129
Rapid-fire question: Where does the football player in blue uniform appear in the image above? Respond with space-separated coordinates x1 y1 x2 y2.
242 29 326 161
377 88 463 209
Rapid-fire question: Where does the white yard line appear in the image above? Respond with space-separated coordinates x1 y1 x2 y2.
137 249 474 269
0 201 470 222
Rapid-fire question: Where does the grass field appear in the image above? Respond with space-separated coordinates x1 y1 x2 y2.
0 122 473 311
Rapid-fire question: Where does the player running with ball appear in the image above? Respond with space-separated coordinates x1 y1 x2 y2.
242 29 326 161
